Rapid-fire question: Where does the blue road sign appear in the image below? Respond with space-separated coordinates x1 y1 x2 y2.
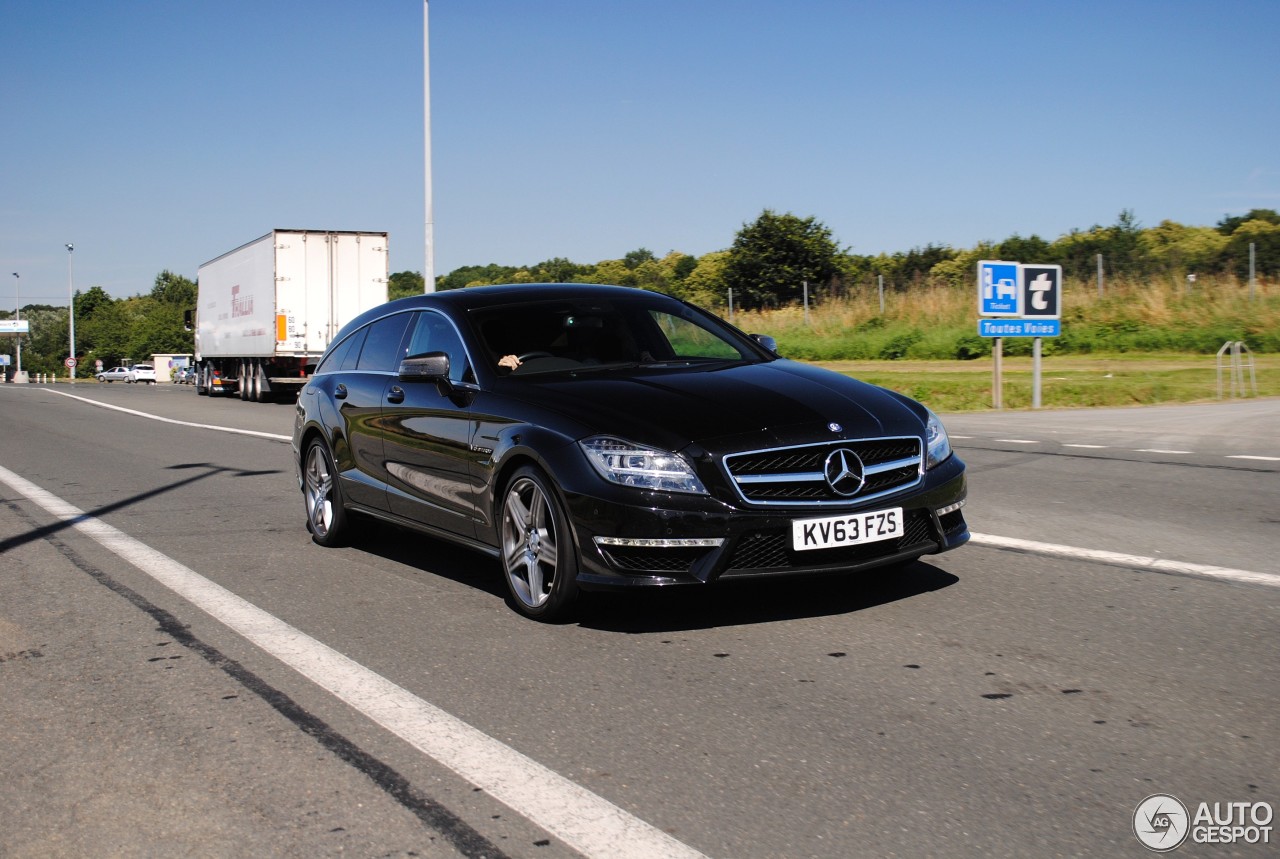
979 319 1061 337
978 260 1021 316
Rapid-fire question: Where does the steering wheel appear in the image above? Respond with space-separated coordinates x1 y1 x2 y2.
517 351 554 361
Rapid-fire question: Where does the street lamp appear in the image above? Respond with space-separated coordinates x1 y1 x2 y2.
11 272 20 378
66 243 76 379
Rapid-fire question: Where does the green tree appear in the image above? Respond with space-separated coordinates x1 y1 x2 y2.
680 251 730 306
723 210 842 309
1216 208 1280 236
1225 219 1280 278
997 234 1052 264
531 257 586 283
1138 221 1228 274
80 299 134 366
151 270 197 307
623 248 656 270
388 270 425 299
438 263 521 291
76 285 114 319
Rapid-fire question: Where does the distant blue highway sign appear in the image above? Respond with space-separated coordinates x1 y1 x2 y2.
979 319 1061 337
978 260 1021 316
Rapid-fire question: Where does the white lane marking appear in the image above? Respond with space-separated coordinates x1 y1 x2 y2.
995 439 1038 444
0 464 707 859
1228 455 1280 462
1063 444 1107 449
1136 449 1191 454
969 532 1280 589
43 388 291 441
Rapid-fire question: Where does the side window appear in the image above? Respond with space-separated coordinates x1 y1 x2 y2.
356 313 413 372
339 328 367 370
405 310 473 383
316 330 362 374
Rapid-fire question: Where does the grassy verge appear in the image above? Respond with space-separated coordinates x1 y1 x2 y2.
813 353 1280 412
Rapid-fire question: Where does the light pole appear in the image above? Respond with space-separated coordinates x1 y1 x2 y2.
423 0 435 292
66 243 76 379
11 272 20 378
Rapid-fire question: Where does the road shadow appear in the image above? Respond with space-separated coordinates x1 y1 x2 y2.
0 462 284 556
346 520 509 601
578 561 959 633
346 520 958 632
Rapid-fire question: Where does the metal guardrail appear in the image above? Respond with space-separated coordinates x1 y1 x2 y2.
1216 341 1257 399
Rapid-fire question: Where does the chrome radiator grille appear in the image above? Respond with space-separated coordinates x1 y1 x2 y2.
722 437 922 506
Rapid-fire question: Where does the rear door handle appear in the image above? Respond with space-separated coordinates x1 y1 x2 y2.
334 383 347 400
387 386 405 404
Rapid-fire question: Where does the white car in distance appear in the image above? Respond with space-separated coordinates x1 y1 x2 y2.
126 364 157 384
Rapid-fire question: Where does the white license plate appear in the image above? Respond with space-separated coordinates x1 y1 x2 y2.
791 507 904 551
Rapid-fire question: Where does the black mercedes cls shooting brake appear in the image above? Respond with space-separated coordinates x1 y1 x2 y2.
292 283 968 620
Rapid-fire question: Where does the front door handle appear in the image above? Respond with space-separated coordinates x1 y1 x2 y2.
387 386 405 404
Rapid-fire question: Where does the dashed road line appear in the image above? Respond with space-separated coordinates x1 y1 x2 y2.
965 434 1277 464
970 533 1279 589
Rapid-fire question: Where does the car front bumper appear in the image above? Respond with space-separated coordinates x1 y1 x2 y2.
560 455 969 590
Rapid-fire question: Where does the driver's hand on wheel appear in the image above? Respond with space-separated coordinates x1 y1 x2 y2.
498 354 522 371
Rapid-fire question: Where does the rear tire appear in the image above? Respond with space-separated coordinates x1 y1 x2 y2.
304 438 350 547
499 466 580 621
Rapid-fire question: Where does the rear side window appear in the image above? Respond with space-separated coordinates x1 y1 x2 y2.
316 329 364 374
356 313 413 372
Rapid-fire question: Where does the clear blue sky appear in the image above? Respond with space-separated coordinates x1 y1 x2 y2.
3 0 1277 304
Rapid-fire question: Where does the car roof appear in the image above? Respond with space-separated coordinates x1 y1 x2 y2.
335 283 675 341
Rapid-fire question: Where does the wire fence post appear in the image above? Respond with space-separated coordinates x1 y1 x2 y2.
1096 253 1104 296
1249 242 1256 300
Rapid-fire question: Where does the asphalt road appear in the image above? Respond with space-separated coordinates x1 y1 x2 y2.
1 383 1276 858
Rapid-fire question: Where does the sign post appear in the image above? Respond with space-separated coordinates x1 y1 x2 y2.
978 260 1021 411
977 261 1062 409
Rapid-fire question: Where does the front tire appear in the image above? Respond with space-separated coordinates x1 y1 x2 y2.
304 438 350 547
500 466 580 621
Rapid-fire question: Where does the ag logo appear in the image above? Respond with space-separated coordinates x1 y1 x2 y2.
1134 794 1190 852
823 448 865 497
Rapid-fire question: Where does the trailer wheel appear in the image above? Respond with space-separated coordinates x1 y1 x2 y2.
304 438 350 547
238 362 249 400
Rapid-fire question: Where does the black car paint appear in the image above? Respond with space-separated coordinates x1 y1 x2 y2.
293 284 968 597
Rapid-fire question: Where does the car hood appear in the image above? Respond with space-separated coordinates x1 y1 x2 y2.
500 359 927 453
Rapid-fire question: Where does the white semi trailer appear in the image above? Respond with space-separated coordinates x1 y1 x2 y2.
193 230 389 401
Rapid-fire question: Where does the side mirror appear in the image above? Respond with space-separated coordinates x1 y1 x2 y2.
398 351 450 381
750 334 778 355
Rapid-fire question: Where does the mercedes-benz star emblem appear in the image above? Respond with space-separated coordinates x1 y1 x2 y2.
823 448 865 497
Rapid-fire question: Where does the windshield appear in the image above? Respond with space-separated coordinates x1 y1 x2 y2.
469 295 760 376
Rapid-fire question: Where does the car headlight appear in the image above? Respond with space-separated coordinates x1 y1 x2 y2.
579 436 708 494
925 410 952 469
